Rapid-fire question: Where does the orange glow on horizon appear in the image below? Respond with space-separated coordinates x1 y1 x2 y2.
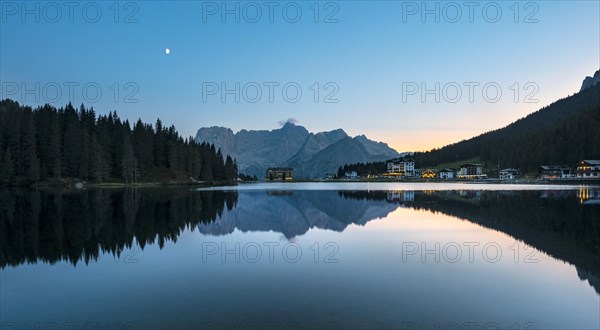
378 130 480 153
357 84 580 153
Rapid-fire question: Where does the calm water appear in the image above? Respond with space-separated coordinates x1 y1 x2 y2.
1 183 599 329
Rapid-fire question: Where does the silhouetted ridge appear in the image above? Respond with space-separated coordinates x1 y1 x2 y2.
413 83 600 172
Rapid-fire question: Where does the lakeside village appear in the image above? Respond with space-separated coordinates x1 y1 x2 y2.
265 158 600 182
264 159 600 205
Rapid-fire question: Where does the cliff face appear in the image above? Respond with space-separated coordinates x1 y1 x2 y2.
580 69 600 92
195 123 401 178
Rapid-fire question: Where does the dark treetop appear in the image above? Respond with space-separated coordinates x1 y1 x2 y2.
0 100 237 185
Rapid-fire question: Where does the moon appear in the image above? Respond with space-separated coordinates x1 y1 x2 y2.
165 48 171 55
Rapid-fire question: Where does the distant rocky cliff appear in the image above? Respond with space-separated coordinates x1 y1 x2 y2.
195 123 402 178
580 69 600 92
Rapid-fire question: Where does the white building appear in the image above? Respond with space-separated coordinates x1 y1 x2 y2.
457 163 485 179
439 169 454 179
576 160 600 178
499 168 519 180
345 171 358 179
386 157 415 176
539 165 573 179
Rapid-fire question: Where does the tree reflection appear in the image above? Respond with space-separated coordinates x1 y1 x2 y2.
0 188 236 268
1 187 598 294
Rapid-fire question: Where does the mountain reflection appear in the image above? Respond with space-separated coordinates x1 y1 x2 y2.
1 187 599 293
197 190 399 238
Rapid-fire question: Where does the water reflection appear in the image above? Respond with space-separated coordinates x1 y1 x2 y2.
197 190 398 238
0 188 236 268
578 186 600 204
1 187 599 295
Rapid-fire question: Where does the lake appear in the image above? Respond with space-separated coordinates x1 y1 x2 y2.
1 183 599 329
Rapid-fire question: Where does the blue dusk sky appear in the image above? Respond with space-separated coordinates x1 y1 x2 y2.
1 1 599 151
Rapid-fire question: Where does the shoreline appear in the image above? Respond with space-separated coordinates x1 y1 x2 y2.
3 178 600 189
261 178 600 185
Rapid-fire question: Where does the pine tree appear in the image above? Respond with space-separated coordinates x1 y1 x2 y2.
27 155 40 183
121 137 138 184
90 134 109 182
201 156 213 182
78 129 90 180
22 112 40 182
233 158 238 179
154 119 166 168
167 140 178 171
212 149 225 180
63 119 82 177
224 155 236 181
1 149 15 182
47 112 63 180
187 143 201 179
132 119 153 176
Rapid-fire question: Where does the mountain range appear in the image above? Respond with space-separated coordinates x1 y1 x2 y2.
197 69 599 177
195 123 402 178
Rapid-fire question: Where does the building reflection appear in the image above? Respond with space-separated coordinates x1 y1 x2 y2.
386 190 414 205
578 187 600 205
458 190 482 199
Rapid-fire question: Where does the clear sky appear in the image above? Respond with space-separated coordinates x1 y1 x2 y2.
1 0 599 152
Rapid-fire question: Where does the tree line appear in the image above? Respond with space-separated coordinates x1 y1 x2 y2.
412 84 600 173
336 161 387 177
0 99 237 185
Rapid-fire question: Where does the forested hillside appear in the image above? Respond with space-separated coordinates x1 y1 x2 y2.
413 83 600 172
0 100 237 185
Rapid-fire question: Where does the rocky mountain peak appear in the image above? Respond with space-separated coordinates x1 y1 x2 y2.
195 124 402 178
580 69 600 92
